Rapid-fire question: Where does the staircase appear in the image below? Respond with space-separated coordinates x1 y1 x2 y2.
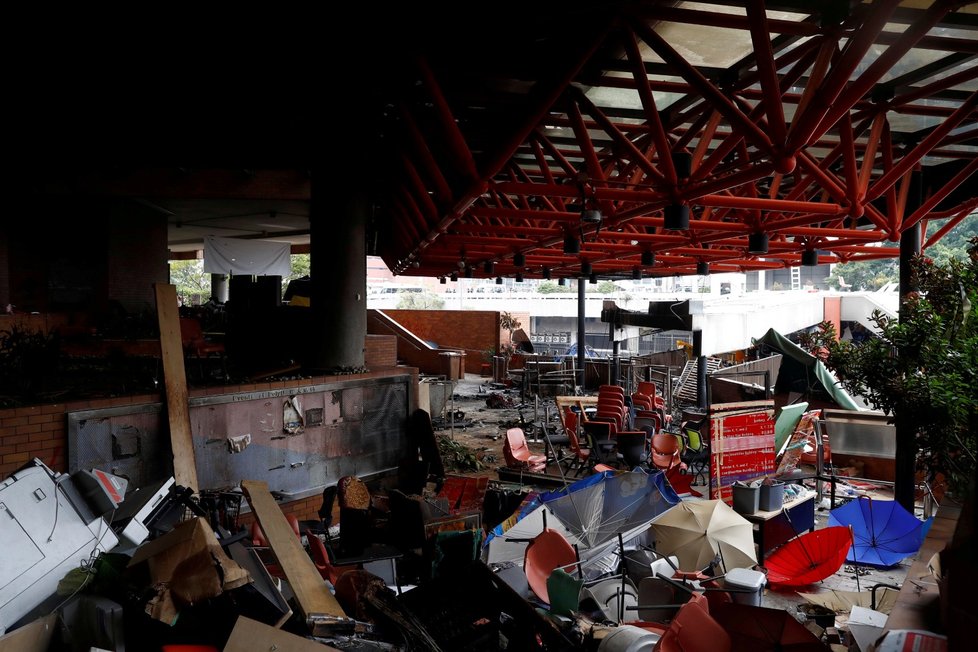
674 357 723 405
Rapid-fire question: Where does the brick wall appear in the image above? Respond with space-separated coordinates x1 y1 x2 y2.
365 334 397 369
107 201 169 312
385 309 503 373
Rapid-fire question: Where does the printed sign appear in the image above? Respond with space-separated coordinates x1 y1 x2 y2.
708 401 776 503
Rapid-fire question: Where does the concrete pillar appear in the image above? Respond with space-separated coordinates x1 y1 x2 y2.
210 273 228 303
308 171 367 373
694 330 707 409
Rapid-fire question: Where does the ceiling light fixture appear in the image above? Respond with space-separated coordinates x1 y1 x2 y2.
641 250 655 266
748 232 769 254
513 252 525 267
802 249 819 266
664 204 690 231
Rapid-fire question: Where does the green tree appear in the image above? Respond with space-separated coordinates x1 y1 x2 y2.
283 253 311 292
826 258 898 291
537 281 562 294
806 245 978 497
397 292 445 309
169 260 210 304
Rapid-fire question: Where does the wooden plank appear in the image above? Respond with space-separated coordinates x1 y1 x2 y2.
0 614 57 652
224 615 338 652
241 480 349 624
154 282 198 491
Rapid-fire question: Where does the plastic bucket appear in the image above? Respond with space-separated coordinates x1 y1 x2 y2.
723 567 766 607
759 482 784 511
598 625 660 652
732 484 759 515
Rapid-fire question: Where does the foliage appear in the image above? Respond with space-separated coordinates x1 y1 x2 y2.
538 281 571 294
436 435 485 472
924 213 978 266
0 327 62 405
803 246 978 495
396 292 445 309
595 281 619 294
826 258 898 291
169 260 211 305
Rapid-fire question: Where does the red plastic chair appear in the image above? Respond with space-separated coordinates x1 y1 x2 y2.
524 528 578 604
305 528 357 585
650 433 686 473
251 514 301 579
503 427 547 472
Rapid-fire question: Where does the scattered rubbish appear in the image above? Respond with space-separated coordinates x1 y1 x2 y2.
226 432 252 453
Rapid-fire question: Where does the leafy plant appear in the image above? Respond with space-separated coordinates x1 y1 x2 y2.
803 246 977 496
0 327 62 405
436 435 485 472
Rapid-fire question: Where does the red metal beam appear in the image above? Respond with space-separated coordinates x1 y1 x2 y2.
746 0 787 146
922 205 976 250
623 27 676 184
416 56 480 184
630 17 776 159
866 92 978 202
786 0 900 152
399 103 454 206
902 157 978 233
573 89 668 187
812 1 956 148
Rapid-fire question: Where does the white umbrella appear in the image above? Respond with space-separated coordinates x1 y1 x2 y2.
649 499 757 572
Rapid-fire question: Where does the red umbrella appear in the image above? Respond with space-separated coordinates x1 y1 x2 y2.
764 526 852 587
710 602 826 652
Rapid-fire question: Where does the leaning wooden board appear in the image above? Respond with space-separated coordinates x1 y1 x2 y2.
240 480 349 625
154 282 199 491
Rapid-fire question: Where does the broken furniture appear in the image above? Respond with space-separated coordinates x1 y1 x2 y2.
0 459 120 635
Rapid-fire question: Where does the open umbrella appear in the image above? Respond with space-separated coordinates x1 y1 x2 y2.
710 601 826 652
485 470 679 567
827 496 932 567
649 499 757 572
764 526 851 587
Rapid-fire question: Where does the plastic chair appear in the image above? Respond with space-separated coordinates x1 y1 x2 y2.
547 568 585 616
503 427 547 472
524 528 578 604
616 431 650 469
250 514 300 578
650 433 685 473
179 316 227 380
560 407 591 476
305 528 357 585
681 426 709 485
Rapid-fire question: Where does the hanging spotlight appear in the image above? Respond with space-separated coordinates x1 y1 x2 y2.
542 267 551 280
697 261 710 275
563 232 580 254
496 276 503 285
664 203 690 230
516 272 524 283
513 252 525 267
484 260 495 274
450 272 458 282
748 232 769 255
464 266 473 279
581 260 592 276
632 267 642 280
641 250 655 266
802 249 819 266
581 207 603 224
558 277 567 286
589 273 598 284
439 276 446 284
673 151 693 179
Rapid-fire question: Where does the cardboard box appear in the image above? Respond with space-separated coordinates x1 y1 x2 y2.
128 517 250 623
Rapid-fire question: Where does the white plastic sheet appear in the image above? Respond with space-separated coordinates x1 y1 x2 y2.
203 235 291 277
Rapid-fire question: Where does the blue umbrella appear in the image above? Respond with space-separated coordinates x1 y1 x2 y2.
827 496 932 567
